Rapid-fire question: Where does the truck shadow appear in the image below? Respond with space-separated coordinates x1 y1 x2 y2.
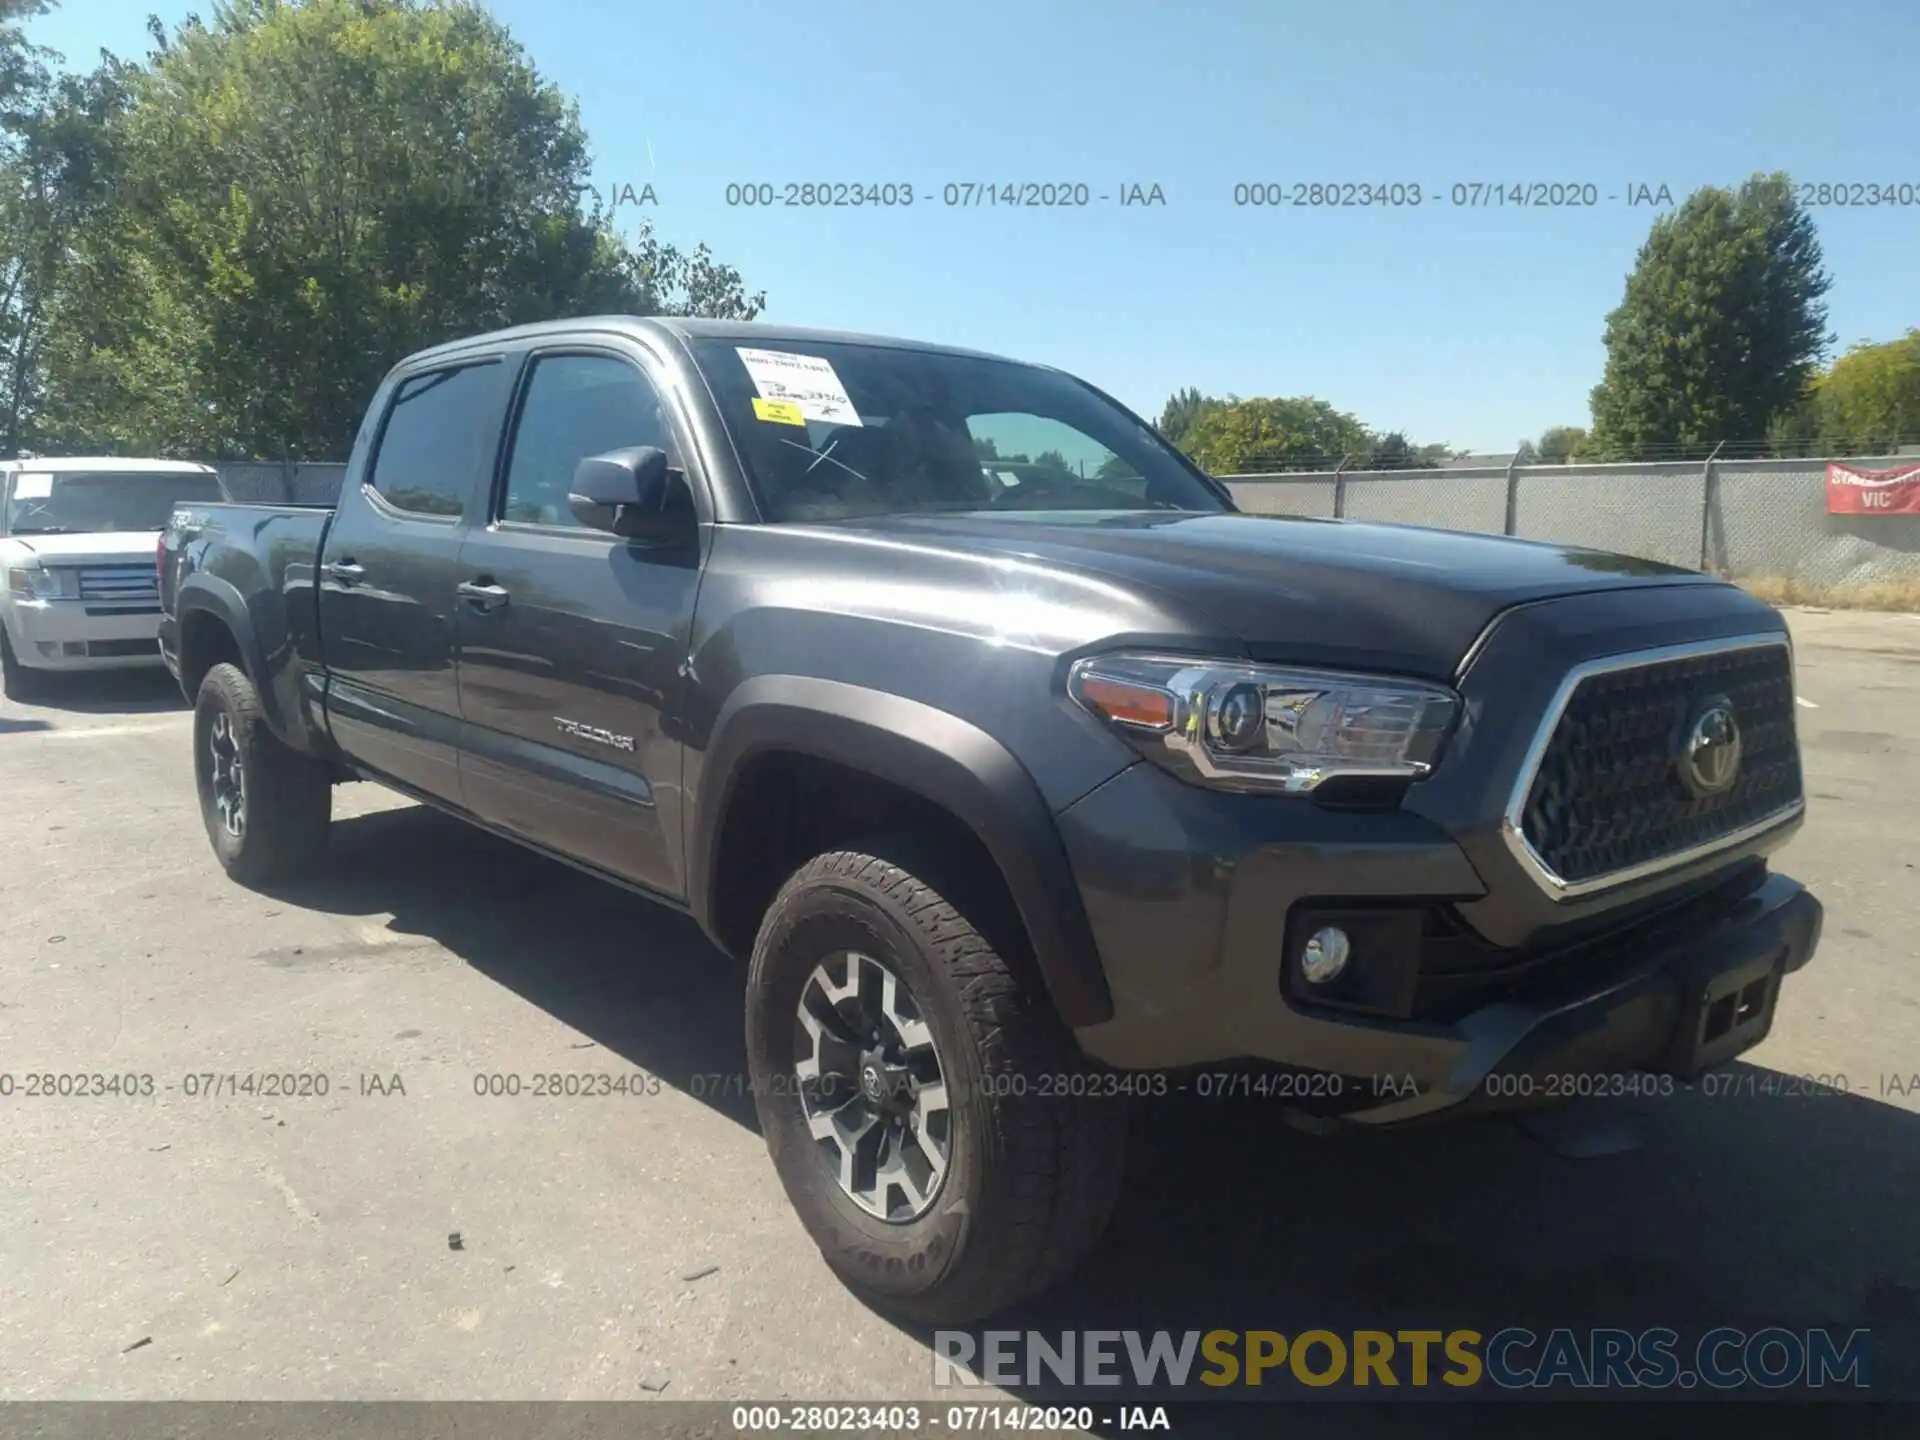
266 799 763 1126
277 801 1920 1428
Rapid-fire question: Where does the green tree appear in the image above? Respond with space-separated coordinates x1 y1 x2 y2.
1365 430 1422 469
1180 395 1371 474
0 0 50 123
0 56 131 454
1813 330 1920 451
0 0 53 451
1536 425 1588 463
1155 386 1222 449
1512 439 1538 465
1588 173 1831 459
34 0 763 459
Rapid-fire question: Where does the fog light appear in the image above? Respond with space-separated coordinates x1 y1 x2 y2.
1299 927 1351 985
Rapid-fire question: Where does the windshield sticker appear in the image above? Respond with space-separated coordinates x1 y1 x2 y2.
12 473 52 499
736 348 863 427
751 396 807 427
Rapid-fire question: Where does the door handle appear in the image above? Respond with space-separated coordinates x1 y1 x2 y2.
323 560 365 585
457 579 511 612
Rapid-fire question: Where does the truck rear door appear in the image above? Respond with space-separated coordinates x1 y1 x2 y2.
316 356 515 805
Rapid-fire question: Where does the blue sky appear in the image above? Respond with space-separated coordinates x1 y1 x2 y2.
32 0 1920 453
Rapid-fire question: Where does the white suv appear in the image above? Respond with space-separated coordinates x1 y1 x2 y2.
1 457 227 700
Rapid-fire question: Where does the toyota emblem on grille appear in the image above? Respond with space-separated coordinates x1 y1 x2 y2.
1677 696 1743 798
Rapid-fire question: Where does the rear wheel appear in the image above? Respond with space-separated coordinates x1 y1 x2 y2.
193 662 331 885
746 847 1127 1323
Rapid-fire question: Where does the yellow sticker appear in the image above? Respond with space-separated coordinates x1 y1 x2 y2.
752 397 807 426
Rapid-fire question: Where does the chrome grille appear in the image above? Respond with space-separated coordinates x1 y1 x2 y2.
1505 636 1803 896
75 564 160 604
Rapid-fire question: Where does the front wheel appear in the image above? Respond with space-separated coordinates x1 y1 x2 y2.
746 848 1127 1323
0 627 45 702
193 662 331 885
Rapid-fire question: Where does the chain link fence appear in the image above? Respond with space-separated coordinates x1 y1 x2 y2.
1224 454 1920 591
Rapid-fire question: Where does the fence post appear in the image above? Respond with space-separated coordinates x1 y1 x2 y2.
1332 453 1351 519
1698 440 1724 572
1503 452 1522 536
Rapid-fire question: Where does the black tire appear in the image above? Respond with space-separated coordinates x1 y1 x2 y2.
1 627 45 702
746 847 1127 1323
193 662 331 885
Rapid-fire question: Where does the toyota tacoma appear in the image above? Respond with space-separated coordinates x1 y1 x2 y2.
159 317 1822 1321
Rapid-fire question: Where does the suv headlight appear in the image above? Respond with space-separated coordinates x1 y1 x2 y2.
1068 651 1461 795
6 564 78 601
7 560 78 599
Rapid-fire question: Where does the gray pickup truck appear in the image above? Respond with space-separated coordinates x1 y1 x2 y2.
160 316 1822 1322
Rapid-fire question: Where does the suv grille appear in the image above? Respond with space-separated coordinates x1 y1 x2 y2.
1514 639 1802 891
76 564 160 604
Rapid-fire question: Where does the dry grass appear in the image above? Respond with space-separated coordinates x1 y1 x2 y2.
1733 573 1920 612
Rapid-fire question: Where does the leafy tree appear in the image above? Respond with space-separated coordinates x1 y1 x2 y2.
0 56 131 454
0 0 52 451
1813 330 1920 451
1032 447 1075 476
1763 399 1821 457
1512 439 1538 465
1365 430 1421 469
1180 395 1370 474
1155 386 1222 449
0 0 50 122
1536 425 1588 463
1588 172 1831 459
32 0 764 459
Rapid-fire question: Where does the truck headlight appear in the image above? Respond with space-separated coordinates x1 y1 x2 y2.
6 564 77 600
1068 651 1461 795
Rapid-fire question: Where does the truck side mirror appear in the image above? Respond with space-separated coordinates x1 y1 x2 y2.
568 447 691 545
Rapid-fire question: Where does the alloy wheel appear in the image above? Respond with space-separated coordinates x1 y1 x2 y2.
794 949 951 1222
207 710 246 838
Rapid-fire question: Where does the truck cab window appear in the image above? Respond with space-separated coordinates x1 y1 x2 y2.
368 363 503 517
501 354 677 527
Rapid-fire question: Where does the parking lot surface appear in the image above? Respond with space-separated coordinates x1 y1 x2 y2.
2 610 1917 1408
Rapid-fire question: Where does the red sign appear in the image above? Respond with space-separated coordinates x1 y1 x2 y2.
1826 462 1920 515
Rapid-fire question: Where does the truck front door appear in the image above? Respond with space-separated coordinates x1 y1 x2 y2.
317 357 514 806
452 345 702 899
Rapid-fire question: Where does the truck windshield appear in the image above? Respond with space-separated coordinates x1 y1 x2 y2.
688 338 1230 522
6 470 226 535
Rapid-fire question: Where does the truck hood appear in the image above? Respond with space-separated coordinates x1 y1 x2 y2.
826 510 1722 679
2 531 161 568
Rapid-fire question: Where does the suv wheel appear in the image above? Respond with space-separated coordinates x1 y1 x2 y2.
193 662 331 884
1 628 44 702
746 847 1127 1322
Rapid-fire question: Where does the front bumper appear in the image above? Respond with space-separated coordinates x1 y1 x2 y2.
1058 761 1821 1125
4 598 165 671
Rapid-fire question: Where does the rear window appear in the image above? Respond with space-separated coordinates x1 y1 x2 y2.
367 362 508 517
5 470 226 535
